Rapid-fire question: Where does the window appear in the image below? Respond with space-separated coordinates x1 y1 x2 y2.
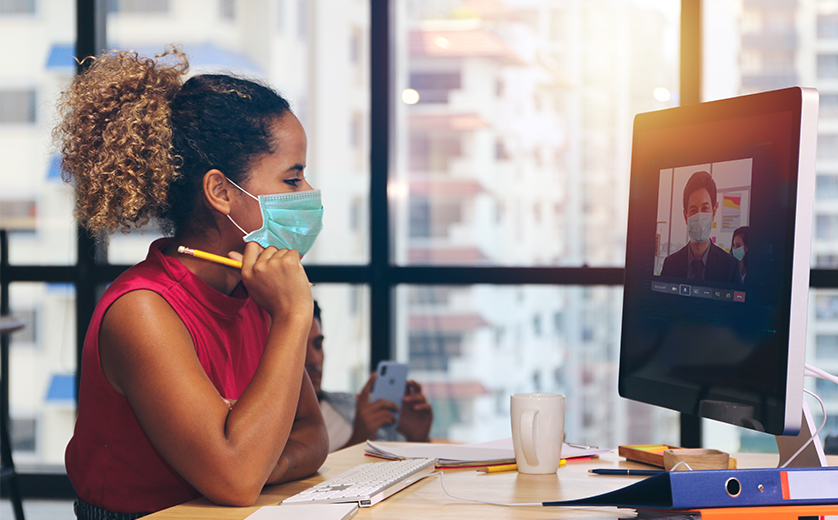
10 417 36 453
108 0 169 13
0 0 34 14
816 334 838 358
818 175 838 199
408 72 461 104
818 14 838 39
819 135 838 160
296 0 306 39
818 215 838 240
822 94 838 119
819 54 838 79
0 198 36 231
0 88 36 124
350 27 362 64
219 0 234 20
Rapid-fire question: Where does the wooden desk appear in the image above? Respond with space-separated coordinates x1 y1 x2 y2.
147 444 838 520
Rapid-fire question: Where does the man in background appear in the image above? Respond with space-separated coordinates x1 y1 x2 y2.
306 301 433 452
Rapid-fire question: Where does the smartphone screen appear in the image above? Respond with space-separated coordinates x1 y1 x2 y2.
369 361 408 421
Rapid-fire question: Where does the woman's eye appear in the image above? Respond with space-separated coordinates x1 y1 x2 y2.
285 178 302 187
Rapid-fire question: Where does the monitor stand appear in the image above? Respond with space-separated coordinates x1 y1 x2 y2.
776 398 827 468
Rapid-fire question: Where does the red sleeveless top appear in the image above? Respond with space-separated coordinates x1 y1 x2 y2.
65 239 270 514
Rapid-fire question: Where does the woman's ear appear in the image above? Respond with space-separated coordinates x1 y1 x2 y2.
203 169 233 215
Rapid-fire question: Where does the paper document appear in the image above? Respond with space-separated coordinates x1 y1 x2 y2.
365 439 608 467
245 503 358 520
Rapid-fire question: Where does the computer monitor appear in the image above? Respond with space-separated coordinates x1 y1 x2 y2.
618 87 824 467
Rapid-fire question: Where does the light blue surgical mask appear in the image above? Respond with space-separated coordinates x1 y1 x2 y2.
732 245 746 261
226 179 323 256
687 212 713 243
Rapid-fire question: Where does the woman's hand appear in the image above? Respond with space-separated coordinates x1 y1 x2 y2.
234 242 312 320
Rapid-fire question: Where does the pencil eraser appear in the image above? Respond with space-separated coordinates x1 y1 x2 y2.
177 245 185 253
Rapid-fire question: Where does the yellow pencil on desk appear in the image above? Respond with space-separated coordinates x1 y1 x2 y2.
477 459 565 474
178 246 243 268
477 464 517 474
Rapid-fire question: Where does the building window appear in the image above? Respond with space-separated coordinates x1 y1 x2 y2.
0 89 36 124
816 294 838 320
819 14 838 39
818 135 838 160
350 27 362 65
818 175 838 199
276 0 285 33
350 112 363 149
818 54 838 80
107 0 169 13
409 132 462 172
10 417 36 453
817 335 838 358
219 0 235 20
409 72 461 104
0 0 35 14
408 332 463 371
296 0 306 39
822 95 838 119
495 139 509 160
409 198 463 239
0 199 36 231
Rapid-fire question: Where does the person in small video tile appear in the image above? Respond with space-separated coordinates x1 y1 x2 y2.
661 171 742 284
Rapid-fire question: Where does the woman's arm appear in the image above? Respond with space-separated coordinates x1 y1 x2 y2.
100 245 316 506
266 371 329 484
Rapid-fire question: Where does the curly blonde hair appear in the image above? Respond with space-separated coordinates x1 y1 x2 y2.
54 48 188 234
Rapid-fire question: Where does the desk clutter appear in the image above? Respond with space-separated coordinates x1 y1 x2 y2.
364 438 608 468
620 444 738 470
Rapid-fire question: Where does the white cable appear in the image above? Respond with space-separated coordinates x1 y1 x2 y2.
805 363 838 386
424 471 615 510
425 471 542 507
778 388 827 469
668 461 693 471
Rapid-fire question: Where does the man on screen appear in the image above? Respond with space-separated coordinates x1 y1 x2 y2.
661 170 742 284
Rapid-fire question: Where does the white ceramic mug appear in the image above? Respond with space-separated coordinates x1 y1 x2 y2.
510 393 565 474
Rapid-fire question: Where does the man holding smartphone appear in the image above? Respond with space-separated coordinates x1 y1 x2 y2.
305 301 434 452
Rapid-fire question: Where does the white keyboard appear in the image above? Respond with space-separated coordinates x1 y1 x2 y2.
282 458 437 507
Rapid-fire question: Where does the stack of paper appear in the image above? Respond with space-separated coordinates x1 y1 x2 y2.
365 439 608 468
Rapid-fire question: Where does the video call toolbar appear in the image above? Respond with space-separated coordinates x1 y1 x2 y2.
651 281 745 303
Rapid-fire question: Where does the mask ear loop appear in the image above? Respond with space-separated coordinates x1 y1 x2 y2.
225 177 260 239
226 214 249 238
226 177 260 202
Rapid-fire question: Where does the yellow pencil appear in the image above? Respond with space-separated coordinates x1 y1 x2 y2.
477 464 518 474
177 246 243 269
477 459 566 474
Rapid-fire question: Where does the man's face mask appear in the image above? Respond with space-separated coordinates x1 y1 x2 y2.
687 211 713 244
226 178 323 256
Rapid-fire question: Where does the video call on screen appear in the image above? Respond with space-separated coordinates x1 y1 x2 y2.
620 107 799 433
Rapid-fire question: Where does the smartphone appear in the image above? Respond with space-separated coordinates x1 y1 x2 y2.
369 361 408 422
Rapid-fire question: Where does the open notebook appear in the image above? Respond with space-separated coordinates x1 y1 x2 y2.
365 438 608 467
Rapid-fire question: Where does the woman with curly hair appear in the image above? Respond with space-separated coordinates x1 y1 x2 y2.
54 48 329 519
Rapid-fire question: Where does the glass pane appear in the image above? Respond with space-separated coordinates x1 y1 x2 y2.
8 282 77 467
105 0 370 265
395 285 679 447
0 4 77 265
703 1 838 449
394 1 680 266
310 284 371 395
